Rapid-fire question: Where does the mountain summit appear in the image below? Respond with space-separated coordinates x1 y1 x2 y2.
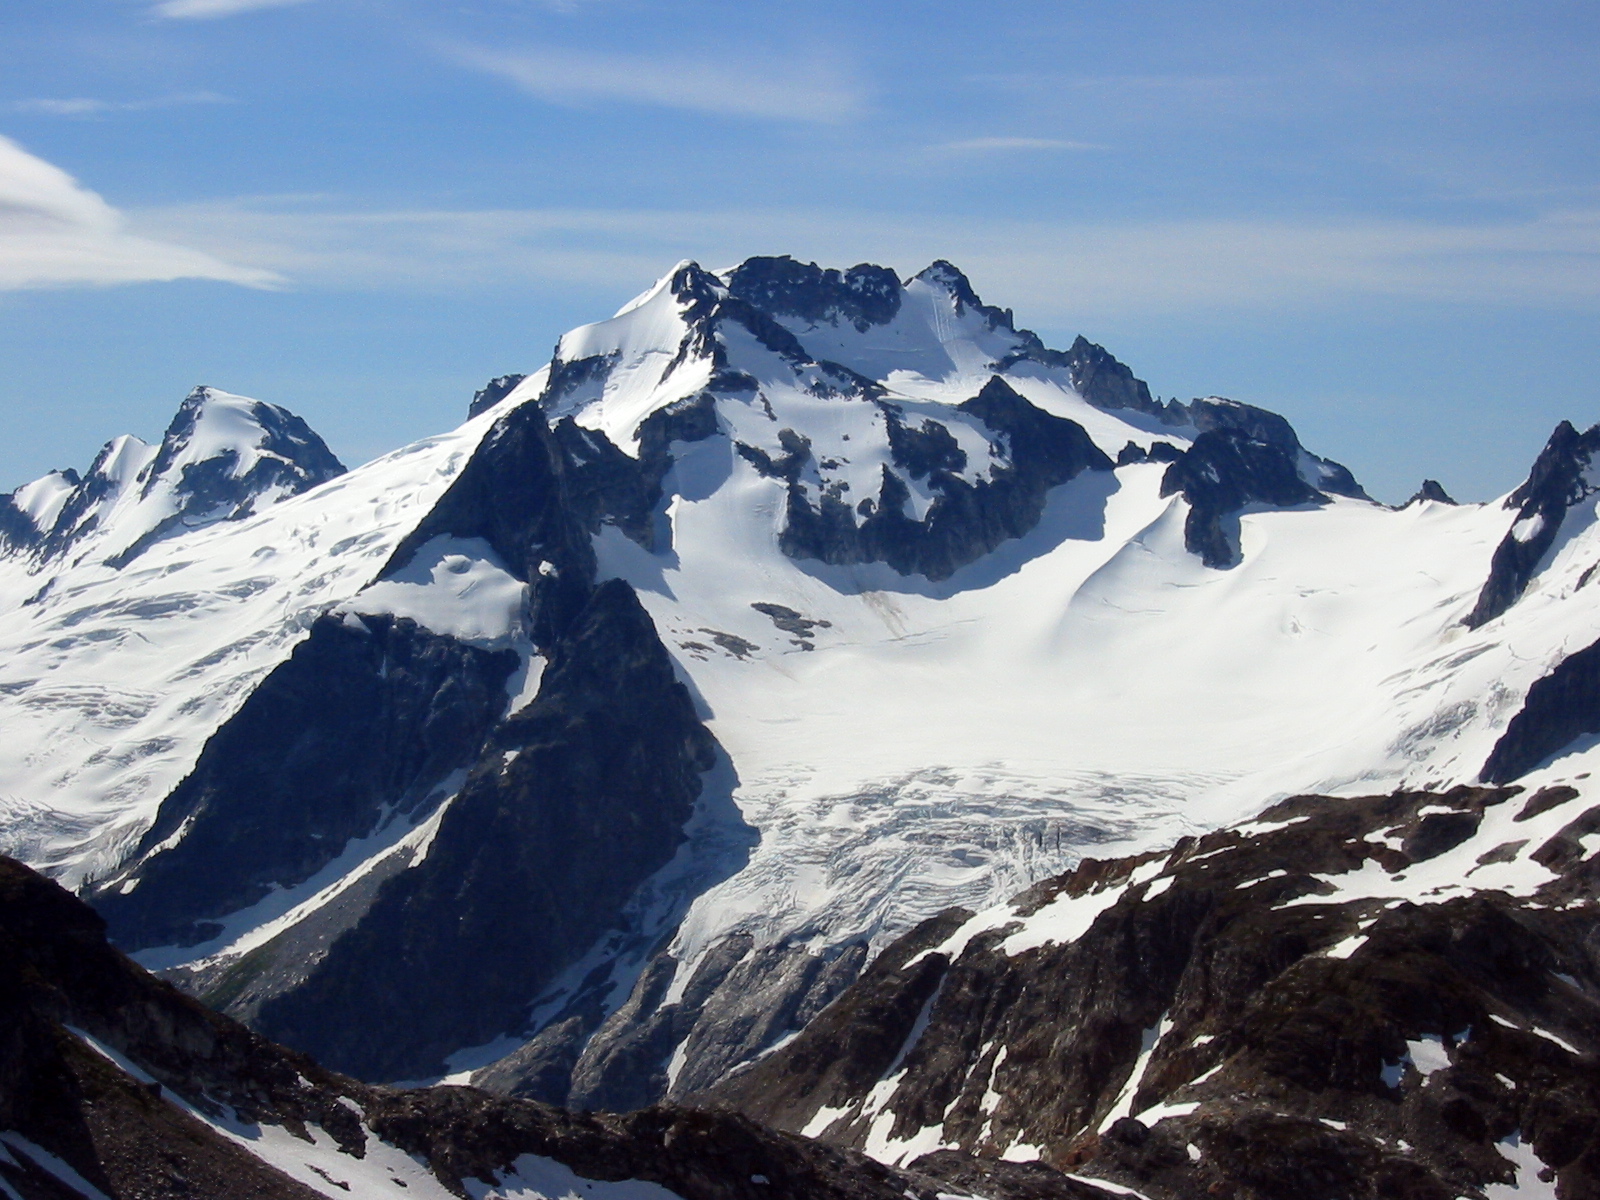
1 386 344 571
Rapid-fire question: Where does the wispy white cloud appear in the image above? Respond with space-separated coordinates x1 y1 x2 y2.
447 43 864 122
151 0 314 19
131 198 1600 320
10 92 232 117
0 136 280 290
938 137 1102 153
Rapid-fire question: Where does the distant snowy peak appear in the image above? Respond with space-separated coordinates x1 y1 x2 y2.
527 255 1369 579
14 386 345 569
0 468 79 552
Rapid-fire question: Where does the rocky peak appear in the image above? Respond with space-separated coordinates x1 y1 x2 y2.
722 256 902 332
1465 420 1600 629
25 388 344 568
1406 478 1458 507
910 259 1014 329
1156 398 1367 568
469 373 528 418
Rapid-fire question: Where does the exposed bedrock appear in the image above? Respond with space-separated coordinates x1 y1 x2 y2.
1482 633 1600 784
468 372 528 418
1156 398 1366 569
776 376 1114 581
1 854 990 1200
711 786 1600 1200
1406 479 1458 507
722 255 903 332
92 612 520 952
1466 420 1600 629
382 393 597 648
251 580 718 1083
478 935 870 1111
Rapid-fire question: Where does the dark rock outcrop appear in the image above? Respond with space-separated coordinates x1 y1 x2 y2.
92 613 520 951
1482 633 1600 783
778 377 1114 581
999 335 1176 423
723 256 902 332
382 394 595 649
252 581 718 1082
1465 421 1600 628
552 389 720 549
0 496 39 554
1407 479 1457 507
468 373 527 418
0 854 987 1200
1159 430 1325 568
1157 397 1366 568
711 785 1600 1200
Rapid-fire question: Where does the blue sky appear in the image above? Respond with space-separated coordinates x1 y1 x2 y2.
1 1 1596 502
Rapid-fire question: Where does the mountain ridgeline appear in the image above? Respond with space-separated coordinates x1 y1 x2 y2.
2 256 1599 1199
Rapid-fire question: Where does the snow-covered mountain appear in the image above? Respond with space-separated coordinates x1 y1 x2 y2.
2 256 1598 1128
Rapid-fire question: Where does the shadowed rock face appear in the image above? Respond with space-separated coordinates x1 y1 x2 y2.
1159 430 1327 568
1466 420 1600 629
468 373 528 418
92 613 521 952
723 256 903 332
1407 479 1458 507
382 396 597 649
252 581 718 1083
709 785 1600 1200
0 854 985 1200
776 377 1114 581
0 496 38 554
1482 633 1600 783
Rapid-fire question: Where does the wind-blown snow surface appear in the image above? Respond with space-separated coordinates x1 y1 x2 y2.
3 258 1598 1101
0 391 523 888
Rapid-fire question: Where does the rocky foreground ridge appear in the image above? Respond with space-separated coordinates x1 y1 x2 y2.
0 852 974 1200
712 782 1600 1199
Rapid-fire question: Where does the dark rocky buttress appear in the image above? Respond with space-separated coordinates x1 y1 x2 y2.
1481 633 1600 783
468 373 528 418
723 256 903 332
252 580 717 1082
91 613 520 952
1465 420 1600 629
710 786 1600 1200
1157 398 1365 568
776 377 1114 581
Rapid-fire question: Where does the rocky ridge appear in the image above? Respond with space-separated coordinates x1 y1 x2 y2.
0 852 994 1200
709 779 1600 1199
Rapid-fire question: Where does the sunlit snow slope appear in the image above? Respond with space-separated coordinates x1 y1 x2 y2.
0 382 535 886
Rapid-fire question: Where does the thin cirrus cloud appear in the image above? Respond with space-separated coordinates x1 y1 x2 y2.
132 198 1600 320
151 0 314 18
938 137 1103 153
448 43 864 123
0 135 280 290
11 93 232 117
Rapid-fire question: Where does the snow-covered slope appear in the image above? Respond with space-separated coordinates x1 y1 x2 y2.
0 383 530 886
0 257 1595 1111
